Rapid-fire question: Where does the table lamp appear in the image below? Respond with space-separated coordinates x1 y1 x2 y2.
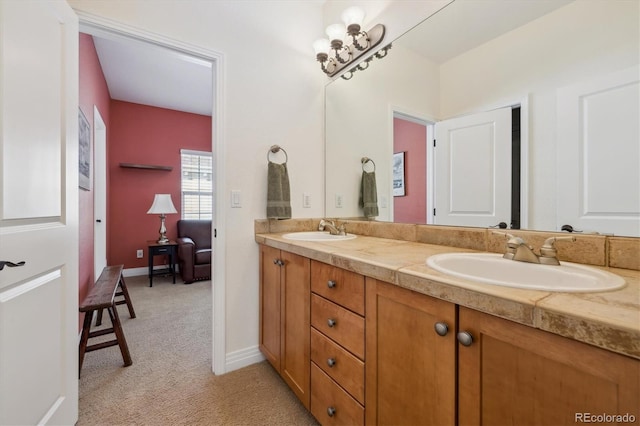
147 194 177 244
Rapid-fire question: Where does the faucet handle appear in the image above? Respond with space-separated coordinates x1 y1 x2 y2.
337 221 347 235
540 236 576 258
492 231 526 249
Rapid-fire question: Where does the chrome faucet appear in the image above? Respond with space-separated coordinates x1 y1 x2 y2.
319 219 347 236
493 232 576 265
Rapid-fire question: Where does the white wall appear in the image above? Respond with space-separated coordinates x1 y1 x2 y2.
68 0 326 370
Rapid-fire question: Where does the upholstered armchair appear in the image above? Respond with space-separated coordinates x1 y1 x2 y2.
176 220 212 284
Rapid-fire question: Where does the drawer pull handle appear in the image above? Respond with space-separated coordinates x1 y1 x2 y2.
327 357 336 367
327 280 337 288
434 322 449 336
327 407 336 417
327 318 337 328
457 331 474 347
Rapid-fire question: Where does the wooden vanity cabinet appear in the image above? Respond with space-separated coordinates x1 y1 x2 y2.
259 245 311 409
310 260 366 426
365 278 640 425
365 278 457 426
458 306 640 425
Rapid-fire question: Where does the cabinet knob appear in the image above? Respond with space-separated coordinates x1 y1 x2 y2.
327 407 336 417
327 280 337 289
273 259 284 266
434 322 449 336
327 318 337 328
457 331 474 346
327 357 336 368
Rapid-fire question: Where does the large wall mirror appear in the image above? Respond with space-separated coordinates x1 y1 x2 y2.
325 0 639 237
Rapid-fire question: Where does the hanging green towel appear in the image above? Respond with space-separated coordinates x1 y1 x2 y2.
267 161 291 219
359 170 379 218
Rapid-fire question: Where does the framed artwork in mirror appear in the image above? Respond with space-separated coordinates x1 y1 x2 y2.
393 151 405 196
78 108 91 191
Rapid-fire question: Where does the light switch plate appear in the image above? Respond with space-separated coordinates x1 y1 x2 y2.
231 190 241 208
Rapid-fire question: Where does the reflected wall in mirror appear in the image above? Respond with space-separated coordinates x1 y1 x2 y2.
325 0 639 236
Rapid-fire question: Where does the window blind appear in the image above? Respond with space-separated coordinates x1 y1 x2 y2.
180 149 213 220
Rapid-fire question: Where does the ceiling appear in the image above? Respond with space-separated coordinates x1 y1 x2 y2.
398 0 572 63
92 34 213 116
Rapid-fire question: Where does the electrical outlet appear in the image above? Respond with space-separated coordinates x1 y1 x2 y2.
303 192 311 208
136 249 143 259
335 194 343 208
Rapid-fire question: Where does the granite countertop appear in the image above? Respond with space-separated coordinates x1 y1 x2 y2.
256 232 640 360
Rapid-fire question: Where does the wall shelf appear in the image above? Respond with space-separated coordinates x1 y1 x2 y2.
119 163 173 171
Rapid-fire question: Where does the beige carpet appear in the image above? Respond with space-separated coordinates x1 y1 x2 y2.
79 275 318 426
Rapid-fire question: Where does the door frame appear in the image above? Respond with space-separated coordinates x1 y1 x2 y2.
77 12 228 374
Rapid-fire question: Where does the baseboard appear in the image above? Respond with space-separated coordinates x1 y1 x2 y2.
225 345 265 373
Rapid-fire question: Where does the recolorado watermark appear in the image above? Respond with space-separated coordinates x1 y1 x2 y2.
575 413 636 423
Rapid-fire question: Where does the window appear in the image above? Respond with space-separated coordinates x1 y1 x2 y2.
181 149 213 220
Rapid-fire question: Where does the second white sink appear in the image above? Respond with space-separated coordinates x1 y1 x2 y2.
426 253 625 292
282 231 356 242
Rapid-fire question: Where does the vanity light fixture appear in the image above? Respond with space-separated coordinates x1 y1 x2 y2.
313 6 386 78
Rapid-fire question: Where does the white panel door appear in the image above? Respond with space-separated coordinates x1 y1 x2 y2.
557 66 640 237
434 107 512 227
94 106 107 275
0 1 79 425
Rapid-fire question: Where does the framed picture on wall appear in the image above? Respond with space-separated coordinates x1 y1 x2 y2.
79 108 91 190
393 151 406 196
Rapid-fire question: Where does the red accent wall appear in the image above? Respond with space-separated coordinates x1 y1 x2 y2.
393 117 427 224
79 33 111 327
108 101 211 269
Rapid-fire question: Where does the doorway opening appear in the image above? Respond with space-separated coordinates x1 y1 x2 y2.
78 19 226 374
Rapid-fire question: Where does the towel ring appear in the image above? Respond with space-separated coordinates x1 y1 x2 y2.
361 157 376 172
268 145 288 164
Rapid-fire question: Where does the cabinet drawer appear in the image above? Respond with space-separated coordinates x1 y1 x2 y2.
311 328 365 404
311 294 365 360
311 363 364 426
311 261 365 315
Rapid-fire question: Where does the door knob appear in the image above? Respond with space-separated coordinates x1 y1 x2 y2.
0 261 26 271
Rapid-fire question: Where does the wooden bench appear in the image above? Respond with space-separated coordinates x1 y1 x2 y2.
79 265 136 375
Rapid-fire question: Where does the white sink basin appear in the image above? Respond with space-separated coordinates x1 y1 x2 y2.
282 231 357 242
426 253 625 292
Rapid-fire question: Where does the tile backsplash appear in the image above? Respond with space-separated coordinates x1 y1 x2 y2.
255 218 640 271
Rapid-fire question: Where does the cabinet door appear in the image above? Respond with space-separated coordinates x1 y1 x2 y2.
458 307 640 425
259 245 281 370
365 278 456 425
280 251 311 409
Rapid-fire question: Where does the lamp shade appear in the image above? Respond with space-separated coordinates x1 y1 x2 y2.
313 38 331 55
326 23 346 43
147 194 177 214
341 6 365 27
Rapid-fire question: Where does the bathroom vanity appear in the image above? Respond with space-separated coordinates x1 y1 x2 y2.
256 219 640 425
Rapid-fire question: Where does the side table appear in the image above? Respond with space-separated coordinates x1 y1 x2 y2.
147 240 177 287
